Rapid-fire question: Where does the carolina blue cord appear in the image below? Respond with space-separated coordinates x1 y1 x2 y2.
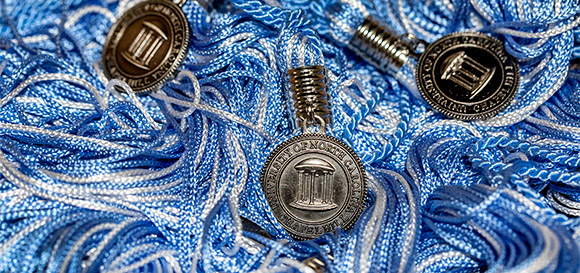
0 0 578 272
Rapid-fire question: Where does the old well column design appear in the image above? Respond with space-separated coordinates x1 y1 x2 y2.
121 22 168 70
291 158 338 211
440 51 495 99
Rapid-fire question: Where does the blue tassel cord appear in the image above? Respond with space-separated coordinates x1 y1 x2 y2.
421 183 580 272
0 0 578 272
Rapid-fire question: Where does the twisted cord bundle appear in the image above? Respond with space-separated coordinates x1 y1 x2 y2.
0 0 578 272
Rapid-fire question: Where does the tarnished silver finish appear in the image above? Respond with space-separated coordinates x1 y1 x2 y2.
288 65 331 128
260 133 366 240
349 16 418 74
102 0 190 93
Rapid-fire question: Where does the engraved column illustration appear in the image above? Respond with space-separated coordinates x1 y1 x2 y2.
441 51 495 99
291 158 338 211
122 22 168 70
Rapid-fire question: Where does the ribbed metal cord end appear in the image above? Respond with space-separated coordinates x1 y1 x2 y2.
288 65 331 128
350 16 413 74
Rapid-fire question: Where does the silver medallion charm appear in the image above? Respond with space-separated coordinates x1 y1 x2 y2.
261 65 367 240
260 133 366 240
416 32 519 120
350 17 520 120
102 0 190 93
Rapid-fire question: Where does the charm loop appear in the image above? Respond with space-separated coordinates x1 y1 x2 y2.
401 33 428 57
301 115 327 134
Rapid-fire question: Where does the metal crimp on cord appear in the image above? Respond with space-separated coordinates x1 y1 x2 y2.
349 16 419 74
288 65 331 132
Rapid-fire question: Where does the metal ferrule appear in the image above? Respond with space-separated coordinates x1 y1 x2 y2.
288 65 331 130
349 16 414 74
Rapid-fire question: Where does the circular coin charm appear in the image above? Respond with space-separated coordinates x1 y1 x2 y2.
416 32 519 120
260 133 366 240
102 0 190 93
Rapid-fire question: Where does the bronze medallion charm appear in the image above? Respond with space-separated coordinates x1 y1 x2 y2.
260 65 367 240
102 0 190 93
260 133 366 240
416 32 519 120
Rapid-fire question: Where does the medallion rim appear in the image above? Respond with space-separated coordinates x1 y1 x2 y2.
416 31 520 120
260 133 367 240
102 0 190 94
